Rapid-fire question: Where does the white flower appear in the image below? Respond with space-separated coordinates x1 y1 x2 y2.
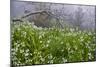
23 31 27 36
74 46 78 50
68 48 70 51
48 54 53 59
25 53 29 57
73 40 76 43
91 44 95 46
15 47 18 51
67 33 72 36
61 49 64 52
20 49 24 53
12 51 16 55
61 29 64 32
38 27 43 30
88 53 92 59
70 28 74 32
41 58 45 62
17 28 21 31
16 44 20 48
39 35 42 39
14 43 17 45
47 40 51 43
50 60 53 63
30 53 32 56
88 32 92 35
11 49 14 51
62 58 67 63
40 41 43 43
79 31 82 33
22 44 25 47
72 33 77 36
61 41 64 44
80 36 83 39
87 41 91 44
26 49 29 53
70 50 74 53
46 44 49 47
88 53 91 56
33 25 38 29
80 39 84 42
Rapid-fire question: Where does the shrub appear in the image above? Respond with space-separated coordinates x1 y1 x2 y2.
11 21 96 66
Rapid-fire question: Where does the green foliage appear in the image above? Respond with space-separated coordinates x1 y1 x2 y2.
11 21 96 66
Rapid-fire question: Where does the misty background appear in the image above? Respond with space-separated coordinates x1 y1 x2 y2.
11 1 96 31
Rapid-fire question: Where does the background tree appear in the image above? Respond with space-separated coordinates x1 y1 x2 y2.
73 7 84 29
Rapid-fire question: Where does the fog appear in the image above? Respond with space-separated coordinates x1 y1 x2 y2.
11 1 96 31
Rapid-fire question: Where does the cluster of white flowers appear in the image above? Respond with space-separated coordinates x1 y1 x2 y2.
70 28 75 32
60 41 64 44
80 38 84 42
45 44 49 47
39 31 45 37
74 45 78 50
62 58 67 63
49 60 53 64
24 53 29 57
61 49 64 52
66 33 72 36
47 40 51 44
20 49 24 53
88 32 92 35
72 33 77 36
40 58 45 62
21 42 25 47
48 54 53 59
40 41 43 43
11 21 96 65
39 35 42 39
25 49 30 53
88 53 92 59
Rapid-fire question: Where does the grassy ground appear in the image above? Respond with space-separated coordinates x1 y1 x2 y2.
11 21 96 66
